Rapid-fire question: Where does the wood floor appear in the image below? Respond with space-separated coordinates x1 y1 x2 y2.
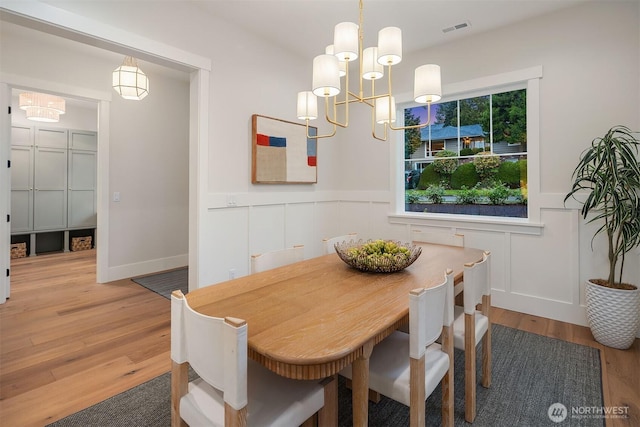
1 250 638 426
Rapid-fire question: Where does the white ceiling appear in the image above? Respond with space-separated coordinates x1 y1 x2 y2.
3 0 589 108
193 0 588 58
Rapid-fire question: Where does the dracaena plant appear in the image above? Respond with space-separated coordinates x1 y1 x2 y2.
564 125 640 288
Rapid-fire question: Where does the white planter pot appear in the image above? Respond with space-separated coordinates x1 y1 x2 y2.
585 280 640 350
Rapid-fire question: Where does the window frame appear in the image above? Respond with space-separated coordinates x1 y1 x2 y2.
390 66 543 234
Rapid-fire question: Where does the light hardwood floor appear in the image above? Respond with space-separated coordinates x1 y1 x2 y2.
1 250 638 426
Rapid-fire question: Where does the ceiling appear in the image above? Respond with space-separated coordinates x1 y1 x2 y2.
193 0 588 58
3 0 588 109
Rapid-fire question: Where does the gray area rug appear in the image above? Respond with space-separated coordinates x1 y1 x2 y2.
131 268 188 299
47 324 602 427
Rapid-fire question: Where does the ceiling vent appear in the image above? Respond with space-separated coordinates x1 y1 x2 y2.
442 21 471 34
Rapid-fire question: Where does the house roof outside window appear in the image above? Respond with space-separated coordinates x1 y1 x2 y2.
420 123 485 141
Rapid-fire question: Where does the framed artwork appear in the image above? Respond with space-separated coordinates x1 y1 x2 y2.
251 114 317 184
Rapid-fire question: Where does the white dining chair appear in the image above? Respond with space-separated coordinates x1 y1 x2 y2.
321 233 358 255
340 270 455 427
250 245 304 274
452 251 491 423
170 290 330 427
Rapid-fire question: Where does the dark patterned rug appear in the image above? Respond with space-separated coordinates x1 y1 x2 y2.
131 268 188 299
48 324 603 427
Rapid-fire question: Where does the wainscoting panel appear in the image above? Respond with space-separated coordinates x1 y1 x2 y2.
284 202 321 258
510 209 575 303
201 206 250 286
249 204 287 257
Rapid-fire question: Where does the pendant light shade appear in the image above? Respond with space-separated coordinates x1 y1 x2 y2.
334 22 359 62
375 96 396 124
112 56 149 100
19 92 66 123
325 45 347 77
312 54 341 97
414 64 442 104
297 91 318 120
377 27 402 66
362 47 383 80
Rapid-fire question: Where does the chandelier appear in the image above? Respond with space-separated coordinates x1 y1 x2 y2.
297 0 442 141
19 92 66 123
112 56 149 100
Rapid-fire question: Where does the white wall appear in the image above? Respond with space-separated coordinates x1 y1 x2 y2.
1 20 190 280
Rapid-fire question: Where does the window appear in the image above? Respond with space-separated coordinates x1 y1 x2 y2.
404 87 528 219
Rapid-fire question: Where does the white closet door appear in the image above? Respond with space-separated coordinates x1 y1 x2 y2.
68 149 97 228
34 146 67 231
10 145 34 233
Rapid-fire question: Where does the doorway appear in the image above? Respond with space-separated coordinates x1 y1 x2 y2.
0 5 209 300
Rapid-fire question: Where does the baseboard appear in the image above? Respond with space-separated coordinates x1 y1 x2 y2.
105 254 188 283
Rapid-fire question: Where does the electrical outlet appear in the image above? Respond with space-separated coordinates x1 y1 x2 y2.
229 268 236 279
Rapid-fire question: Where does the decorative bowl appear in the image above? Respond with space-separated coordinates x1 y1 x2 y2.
334 239 422 273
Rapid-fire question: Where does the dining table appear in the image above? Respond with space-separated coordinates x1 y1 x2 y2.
178 242 485 426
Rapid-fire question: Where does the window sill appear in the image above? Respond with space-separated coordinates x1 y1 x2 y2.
389 212 544 235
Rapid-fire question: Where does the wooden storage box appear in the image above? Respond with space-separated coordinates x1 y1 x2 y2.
10 243 27 259
71 236 92 251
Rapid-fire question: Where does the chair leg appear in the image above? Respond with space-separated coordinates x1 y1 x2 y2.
171 361 188 427
441 325 454 427
409 356 426 427
481 296 492 389
464 313 477 423
318 375 338 427
225 402 247 427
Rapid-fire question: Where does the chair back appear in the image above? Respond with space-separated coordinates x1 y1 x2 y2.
409 269 454 359
322 233 358 255
412 229 464 247
251 245 304 273
171 290 248 410
462 251 491 314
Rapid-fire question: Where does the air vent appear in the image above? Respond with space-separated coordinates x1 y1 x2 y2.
442 21 471 34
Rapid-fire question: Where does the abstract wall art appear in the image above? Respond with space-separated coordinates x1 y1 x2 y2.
251 114 317 184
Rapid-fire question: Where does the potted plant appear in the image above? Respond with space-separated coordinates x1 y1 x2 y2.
565 125 640 349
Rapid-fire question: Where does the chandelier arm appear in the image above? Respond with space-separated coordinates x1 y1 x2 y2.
371 100 388 141
372 123 389 142
388 101 432 131
306 119 337 139
324 96 348 128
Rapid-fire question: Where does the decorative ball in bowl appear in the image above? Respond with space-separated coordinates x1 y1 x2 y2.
334 239 422 273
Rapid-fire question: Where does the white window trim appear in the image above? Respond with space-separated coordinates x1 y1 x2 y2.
390 66 543 234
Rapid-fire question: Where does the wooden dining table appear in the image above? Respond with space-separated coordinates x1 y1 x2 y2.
180 242 485 426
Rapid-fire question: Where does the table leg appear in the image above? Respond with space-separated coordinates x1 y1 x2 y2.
352 340 374 427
